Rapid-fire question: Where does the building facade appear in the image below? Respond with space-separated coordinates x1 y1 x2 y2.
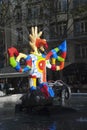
0 0 87 85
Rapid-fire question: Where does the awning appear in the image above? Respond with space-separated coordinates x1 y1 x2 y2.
0 66 29 78
63 63 87 75
0 72 29 78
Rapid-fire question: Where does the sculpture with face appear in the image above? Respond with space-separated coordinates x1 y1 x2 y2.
8 26 67 98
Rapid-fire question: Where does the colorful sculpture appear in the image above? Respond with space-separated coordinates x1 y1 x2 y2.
8 26 67 99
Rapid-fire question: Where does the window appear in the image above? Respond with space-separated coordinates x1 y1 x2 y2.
75 44 81 58
74 21 80 33
75 44 87 59
14 6 22 22
85 21 87 32
58 0 67 12
81 46 87 58
32 0 37 2
0 36 5 68
32 7 39 19
73 0 79 8
50 22 67 39
50 23 56 39
74 20 87 35
58 22 67 36
27 8 32 20
73 0 87 8
16 28 23 44
39 7 43 17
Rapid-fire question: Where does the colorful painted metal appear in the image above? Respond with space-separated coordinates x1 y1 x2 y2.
8 27 67 98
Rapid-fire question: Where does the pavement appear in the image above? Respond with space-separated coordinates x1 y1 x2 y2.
0 92 87 103
0 93 23 104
